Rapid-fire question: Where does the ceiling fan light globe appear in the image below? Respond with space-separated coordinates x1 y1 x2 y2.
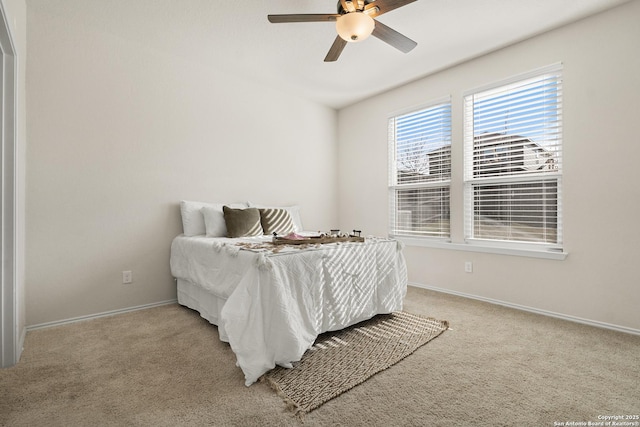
336 12 374 43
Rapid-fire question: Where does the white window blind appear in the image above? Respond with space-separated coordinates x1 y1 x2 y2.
389 101 451 238
464 65 563 249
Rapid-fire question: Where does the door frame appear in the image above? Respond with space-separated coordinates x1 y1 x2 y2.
0 0 18 368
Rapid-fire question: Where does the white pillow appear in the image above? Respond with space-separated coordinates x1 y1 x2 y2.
180 201 247 236
201 205 231 237
247 202 303 232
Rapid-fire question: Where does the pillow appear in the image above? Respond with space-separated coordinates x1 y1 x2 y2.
201 206 230 237
247 203 303 232
180 201 247 236
259 208 295 235
223 206 263 238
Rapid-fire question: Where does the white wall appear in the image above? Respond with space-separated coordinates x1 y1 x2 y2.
26 1 338 325
338 1 640 331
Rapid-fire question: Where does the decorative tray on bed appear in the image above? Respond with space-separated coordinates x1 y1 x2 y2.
272 232 364 246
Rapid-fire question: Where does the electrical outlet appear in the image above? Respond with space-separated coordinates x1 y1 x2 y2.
464 261 473 273
122 270 132 284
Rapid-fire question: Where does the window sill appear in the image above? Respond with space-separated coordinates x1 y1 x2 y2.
395 236 568 260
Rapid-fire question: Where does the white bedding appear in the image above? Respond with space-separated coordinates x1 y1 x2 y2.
170 234 407 386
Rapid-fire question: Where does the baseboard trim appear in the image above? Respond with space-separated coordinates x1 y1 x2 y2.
26 288 639 336
410 283 640 336
26 299 178 331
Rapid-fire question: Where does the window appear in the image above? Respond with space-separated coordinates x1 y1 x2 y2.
389 100 452 238
464 65 562 250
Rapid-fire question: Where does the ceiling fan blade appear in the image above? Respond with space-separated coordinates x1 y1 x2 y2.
267 14 339 23
365 0 418 18
372 19 417 53
324 36 348 62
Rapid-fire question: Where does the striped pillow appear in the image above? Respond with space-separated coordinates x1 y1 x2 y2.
223 206 263 238
260 208 295 235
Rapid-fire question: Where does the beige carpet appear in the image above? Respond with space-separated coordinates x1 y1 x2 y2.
263 312 448 416
1 287 639 426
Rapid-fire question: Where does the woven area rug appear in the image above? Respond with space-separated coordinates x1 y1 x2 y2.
262 311 449 416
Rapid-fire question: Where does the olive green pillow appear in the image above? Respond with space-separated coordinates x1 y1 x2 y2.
260 208 295 235
223 206 263 238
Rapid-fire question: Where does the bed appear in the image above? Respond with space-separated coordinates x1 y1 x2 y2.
169 201 408 386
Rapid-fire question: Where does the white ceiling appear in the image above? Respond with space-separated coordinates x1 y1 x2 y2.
86 0 631 109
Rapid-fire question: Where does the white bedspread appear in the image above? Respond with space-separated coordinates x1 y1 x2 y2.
170 234 407 385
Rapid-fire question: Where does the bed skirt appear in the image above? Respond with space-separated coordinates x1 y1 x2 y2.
177 278 230 341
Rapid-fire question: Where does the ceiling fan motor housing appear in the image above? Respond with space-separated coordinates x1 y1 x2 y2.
336 0 373 14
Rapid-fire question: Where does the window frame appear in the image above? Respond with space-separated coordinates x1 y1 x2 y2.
387 65 567 260
388 97 452 240
463 64 564 253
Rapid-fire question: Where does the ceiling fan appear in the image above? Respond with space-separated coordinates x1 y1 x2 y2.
268 0 418 62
